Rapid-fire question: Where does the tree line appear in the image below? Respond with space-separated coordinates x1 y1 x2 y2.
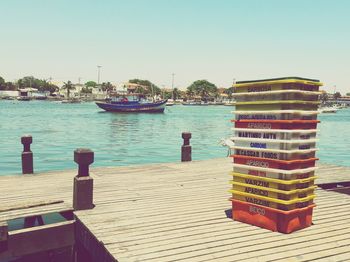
0 75 235 100
0 76 59 93
127 79 234 100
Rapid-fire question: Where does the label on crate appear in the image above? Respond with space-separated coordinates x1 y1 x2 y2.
245 197 270 207
236 149 278 159
246 159 270 168
238 131 277 139
248 170 267 177
299 144 311 150
238 114 277 120
245 187 269 197
246 123 272 129
250 142 267 149
245 178 269 187
247 86 272 92
249 205 266 215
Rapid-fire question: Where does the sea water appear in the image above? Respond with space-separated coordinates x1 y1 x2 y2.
0 100 349 175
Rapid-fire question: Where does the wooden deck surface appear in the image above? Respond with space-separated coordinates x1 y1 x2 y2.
1 158 350 261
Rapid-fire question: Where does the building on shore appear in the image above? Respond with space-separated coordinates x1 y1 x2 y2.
0 90 19 98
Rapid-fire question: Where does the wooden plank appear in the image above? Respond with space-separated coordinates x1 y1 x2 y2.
0 203 73 222
75 218 116 262
102 210 349 247
312 249 350 262
0 200 63 212
97 214 348 250
0 220 75 261
243 238 350 262
109 221 350 261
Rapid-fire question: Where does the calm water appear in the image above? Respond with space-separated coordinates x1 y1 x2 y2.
0 100 349 175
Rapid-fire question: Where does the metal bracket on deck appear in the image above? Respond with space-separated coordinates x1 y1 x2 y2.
318 181 350 189
318 182 350 195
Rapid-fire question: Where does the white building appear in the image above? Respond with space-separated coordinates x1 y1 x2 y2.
19 88 38 97
0 90 19 98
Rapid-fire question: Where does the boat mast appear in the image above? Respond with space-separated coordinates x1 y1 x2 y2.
172 73 175 100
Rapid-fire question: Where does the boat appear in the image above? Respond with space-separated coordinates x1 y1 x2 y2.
17 96 31 101
35 96 48 100
62 98 81 103
208 101 224 105
96 93 167 113
318 106 337 113
224 101 236 106
182 101 209 106
1 96 16 100
166 99 175 106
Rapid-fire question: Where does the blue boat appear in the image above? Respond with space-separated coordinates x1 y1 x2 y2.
96 93 167 113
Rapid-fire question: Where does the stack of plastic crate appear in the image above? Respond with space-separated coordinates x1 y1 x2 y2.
229 77 322 233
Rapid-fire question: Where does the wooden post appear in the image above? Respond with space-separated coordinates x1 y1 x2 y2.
0 222 8 242
0 222 8 253
21 135 33 174
73 148 94 211
181 132 192 162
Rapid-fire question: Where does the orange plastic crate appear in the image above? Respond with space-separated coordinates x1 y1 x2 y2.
232 155 318 170
232 119 319 130
231 199 315 233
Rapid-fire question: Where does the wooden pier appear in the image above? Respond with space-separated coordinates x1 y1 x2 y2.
1 157 350 261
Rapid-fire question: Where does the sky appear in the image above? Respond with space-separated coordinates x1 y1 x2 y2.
0 0 349 92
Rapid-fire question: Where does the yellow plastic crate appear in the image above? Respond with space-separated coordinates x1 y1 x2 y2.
232 163 317 180
233 90 321 102
235 100 320 111
233 77 322 93
230 181 316 201
231 172 316 190
231 190 315 210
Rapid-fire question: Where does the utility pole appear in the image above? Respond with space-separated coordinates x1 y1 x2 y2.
97 65 102 84
150 83 154 102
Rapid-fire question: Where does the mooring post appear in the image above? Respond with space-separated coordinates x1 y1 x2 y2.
181 132 192 162
0 222 8 252
21 135 33 174
73 148 94 211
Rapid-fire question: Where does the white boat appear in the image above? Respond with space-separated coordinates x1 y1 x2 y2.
62 98 81 103
224 101 236 106
17 96 31 101
318 107 337 113
166 99 175 106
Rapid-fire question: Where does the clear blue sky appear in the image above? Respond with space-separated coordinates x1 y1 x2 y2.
0 0 349 92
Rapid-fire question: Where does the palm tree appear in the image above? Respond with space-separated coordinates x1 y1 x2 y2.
101 82 114 93
320 92 328 105
224 87 234 100
334 92 341 101
173 88 180 100
62 81 75 99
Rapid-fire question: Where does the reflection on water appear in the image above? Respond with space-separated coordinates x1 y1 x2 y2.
1 100 350 175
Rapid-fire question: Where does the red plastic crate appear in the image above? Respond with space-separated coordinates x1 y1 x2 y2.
232 155 318 170
232 119 319 130
231 199 315 233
